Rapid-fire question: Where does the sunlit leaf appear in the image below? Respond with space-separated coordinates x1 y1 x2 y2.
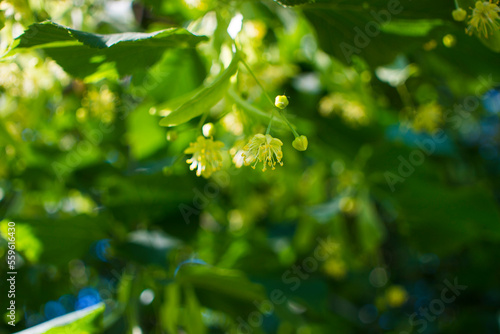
273 0 315 7
161 284 181 333
302 0 454 65
15 303 105 334
380 19 445 37
10 216 107 265
183 285 207 334
6 21 207 79
175 265 265 302
159 53 240 127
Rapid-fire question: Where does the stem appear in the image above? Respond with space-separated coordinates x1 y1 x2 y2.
227 88 286 126
197 111 209 132
240 57 275 108
126 266 140 334
232 45 300 138
280 111 299 138
172 154 187 167
396 83 414 114
266 111 274 135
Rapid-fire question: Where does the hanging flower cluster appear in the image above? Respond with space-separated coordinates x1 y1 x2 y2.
412 102 443 134
182 76 307 177
241 134 284 171
184 136 224 178
453 1 500 38
467 1 500 37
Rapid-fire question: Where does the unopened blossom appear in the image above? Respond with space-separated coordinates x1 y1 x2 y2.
452 8 467 21
292 135 308 151
275 95 289 109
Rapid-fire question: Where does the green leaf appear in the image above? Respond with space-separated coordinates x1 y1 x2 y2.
11 215 107 265
130 48 206 102
15 303 105 334
183 285 207 334
474 28 500 53
273 0 316 7
175 265 265 302
380 19 445 37
302 0 454 66
126 104 167 160
7 21 207 79
115 230 181 266
161 284 181 333
357 192 385 255
396 182 500 256
159 53 240 127
0 220 42 262
0 12 4 31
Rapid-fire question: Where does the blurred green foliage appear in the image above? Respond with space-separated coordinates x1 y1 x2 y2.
1 0 500 333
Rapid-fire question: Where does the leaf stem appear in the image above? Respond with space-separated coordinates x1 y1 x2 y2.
227 88 286 126
240 57 275 108
266 111 274 135
233 45 300 138
280 111 299 138
396 83 414 114
197 111 209 132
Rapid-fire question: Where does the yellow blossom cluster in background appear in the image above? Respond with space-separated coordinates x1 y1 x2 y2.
319 93 369 126
0 56 68 98
412 102 443 134
79 86 116 123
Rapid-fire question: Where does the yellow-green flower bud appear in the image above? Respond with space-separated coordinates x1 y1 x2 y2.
166 130 178 142
275 95 289 109
202 123 216 137
452 8 467 21
292 135 308 151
